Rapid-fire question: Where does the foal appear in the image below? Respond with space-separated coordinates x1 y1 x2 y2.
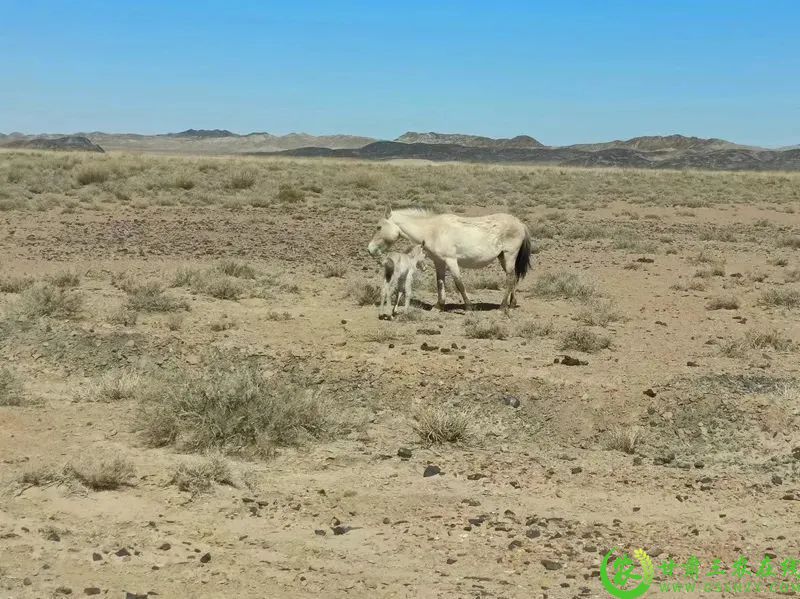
379 243 426 319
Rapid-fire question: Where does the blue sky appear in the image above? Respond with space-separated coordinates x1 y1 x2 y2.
2 1 798 146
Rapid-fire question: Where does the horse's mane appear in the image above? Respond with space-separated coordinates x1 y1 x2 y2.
391 207 433 218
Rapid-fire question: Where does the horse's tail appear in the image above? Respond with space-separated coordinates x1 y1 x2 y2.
515 229 532 281
383 257 395 283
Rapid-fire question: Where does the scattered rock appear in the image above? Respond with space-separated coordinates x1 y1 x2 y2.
314 529 326 536
92 552 103 561
115 548 131 557
55 587 73 595
571 466 583 474
556 355 587 366
423 465 441 477
420 342 439 351
199 552 211 563
636 257 655 263
446 557 457 564
633 457 643 466
508 539 524 550
541 559 562 571
772 474 783 486
158 542 171 551
654 451 676 465
46 531 61 542
687 361 699 367
643 388 656 398
466 473 486 480
694 461 705 469
525 527 541 539
397 447 412 459
84 588 101 596
23 578 32 586
502 396 521 408
461 498 481 507
331 525 351 535
416 328 441 335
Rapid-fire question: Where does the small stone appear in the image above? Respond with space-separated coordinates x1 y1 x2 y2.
423 465 441 477
46 531 61 542
687 361 699 367
503 396 521 408
508 539 524 550
314 529 326 536
467 473 486 480
115 548 131 557
446 557 457 564
199 552 211 563
643 388 656 398
541 559 562 571
694 461 705 469
84 588 102 596
571 466 583 474
397 448 412 459
772 474 783 485
332 525 351 535
525 527 541 539
23 578 32 586
633 457 643 466
92 552 102 561
55 587 73 595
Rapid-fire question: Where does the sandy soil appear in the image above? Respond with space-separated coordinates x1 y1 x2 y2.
1 185 799 599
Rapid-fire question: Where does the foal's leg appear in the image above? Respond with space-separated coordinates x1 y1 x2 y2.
380 280 391 318
433 259 447 310
393 274 406 315
403 269 414 312
445 258 471 312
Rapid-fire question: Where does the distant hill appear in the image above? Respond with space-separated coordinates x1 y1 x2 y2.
1 135 104 152
566 134 751 152
262 140 800 172
167 129 236 138
396 131 544 149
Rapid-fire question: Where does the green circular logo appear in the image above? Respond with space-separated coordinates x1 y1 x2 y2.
600 548 654 599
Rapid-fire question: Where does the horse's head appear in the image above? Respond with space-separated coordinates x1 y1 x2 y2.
368 210 401 257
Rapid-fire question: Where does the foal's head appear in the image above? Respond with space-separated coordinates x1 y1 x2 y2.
368 210 402 257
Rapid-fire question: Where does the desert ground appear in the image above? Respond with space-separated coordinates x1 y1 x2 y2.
1 151 799 599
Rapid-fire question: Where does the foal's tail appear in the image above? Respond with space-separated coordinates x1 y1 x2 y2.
514 230 532 281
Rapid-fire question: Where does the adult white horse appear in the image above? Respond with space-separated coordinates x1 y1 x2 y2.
367 207 532 313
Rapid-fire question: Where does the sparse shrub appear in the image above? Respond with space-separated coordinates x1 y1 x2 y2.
276 184 305 203
19 465 60 486
786 269 800 283
137 365 347 455
412 405 471 445
165 313 184 330
0 276 35 293
172 267 202 287
577 300 622 326
323 264 347 278
108 307 138 326
516 319 555 338
706 295 740 310
169 173 195 190
559 326 611 353
265 311 292 321
171 454 235 494
720 329 795 357
16 282 83 319
0 367 24 406
229 169 257 190
210 318 235 331
605 425 641 454
197 274 244 300
769 256 789 267
75 164 110 185
125 282 187 312
65 457 135 490
531 271 596 301
777 235 800 249
216 259 256 279
760 288 800 309
349 282 381 306
464 317 508 340
47 271 80 288
80 370 142 402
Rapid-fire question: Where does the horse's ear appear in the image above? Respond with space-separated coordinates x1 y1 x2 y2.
420 240 425 248
384 205 392 218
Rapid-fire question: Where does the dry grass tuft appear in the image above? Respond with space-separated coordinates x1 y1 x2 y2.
720 329 795 357
777 235 800 249
605 425 641 454
0 367 24 406
65 457 136 490
706 295 740 310
349 281 381 306
80 370 143 402
16 282 83 319
577 300 622 326
531 271 596 301
0 275 35 293
759 288 800 309
464 317 508 340
413 405 471 445
171 454 235 494
559 326 611 353
137 365 349 456
125 282 188 312
216 259 257 279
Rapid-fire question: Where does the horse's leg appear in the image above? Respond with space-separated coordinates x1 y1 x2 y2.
379 280 390 318
434 259 447 310
498 251 519 315
445 258 471 312
394 275 405 315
